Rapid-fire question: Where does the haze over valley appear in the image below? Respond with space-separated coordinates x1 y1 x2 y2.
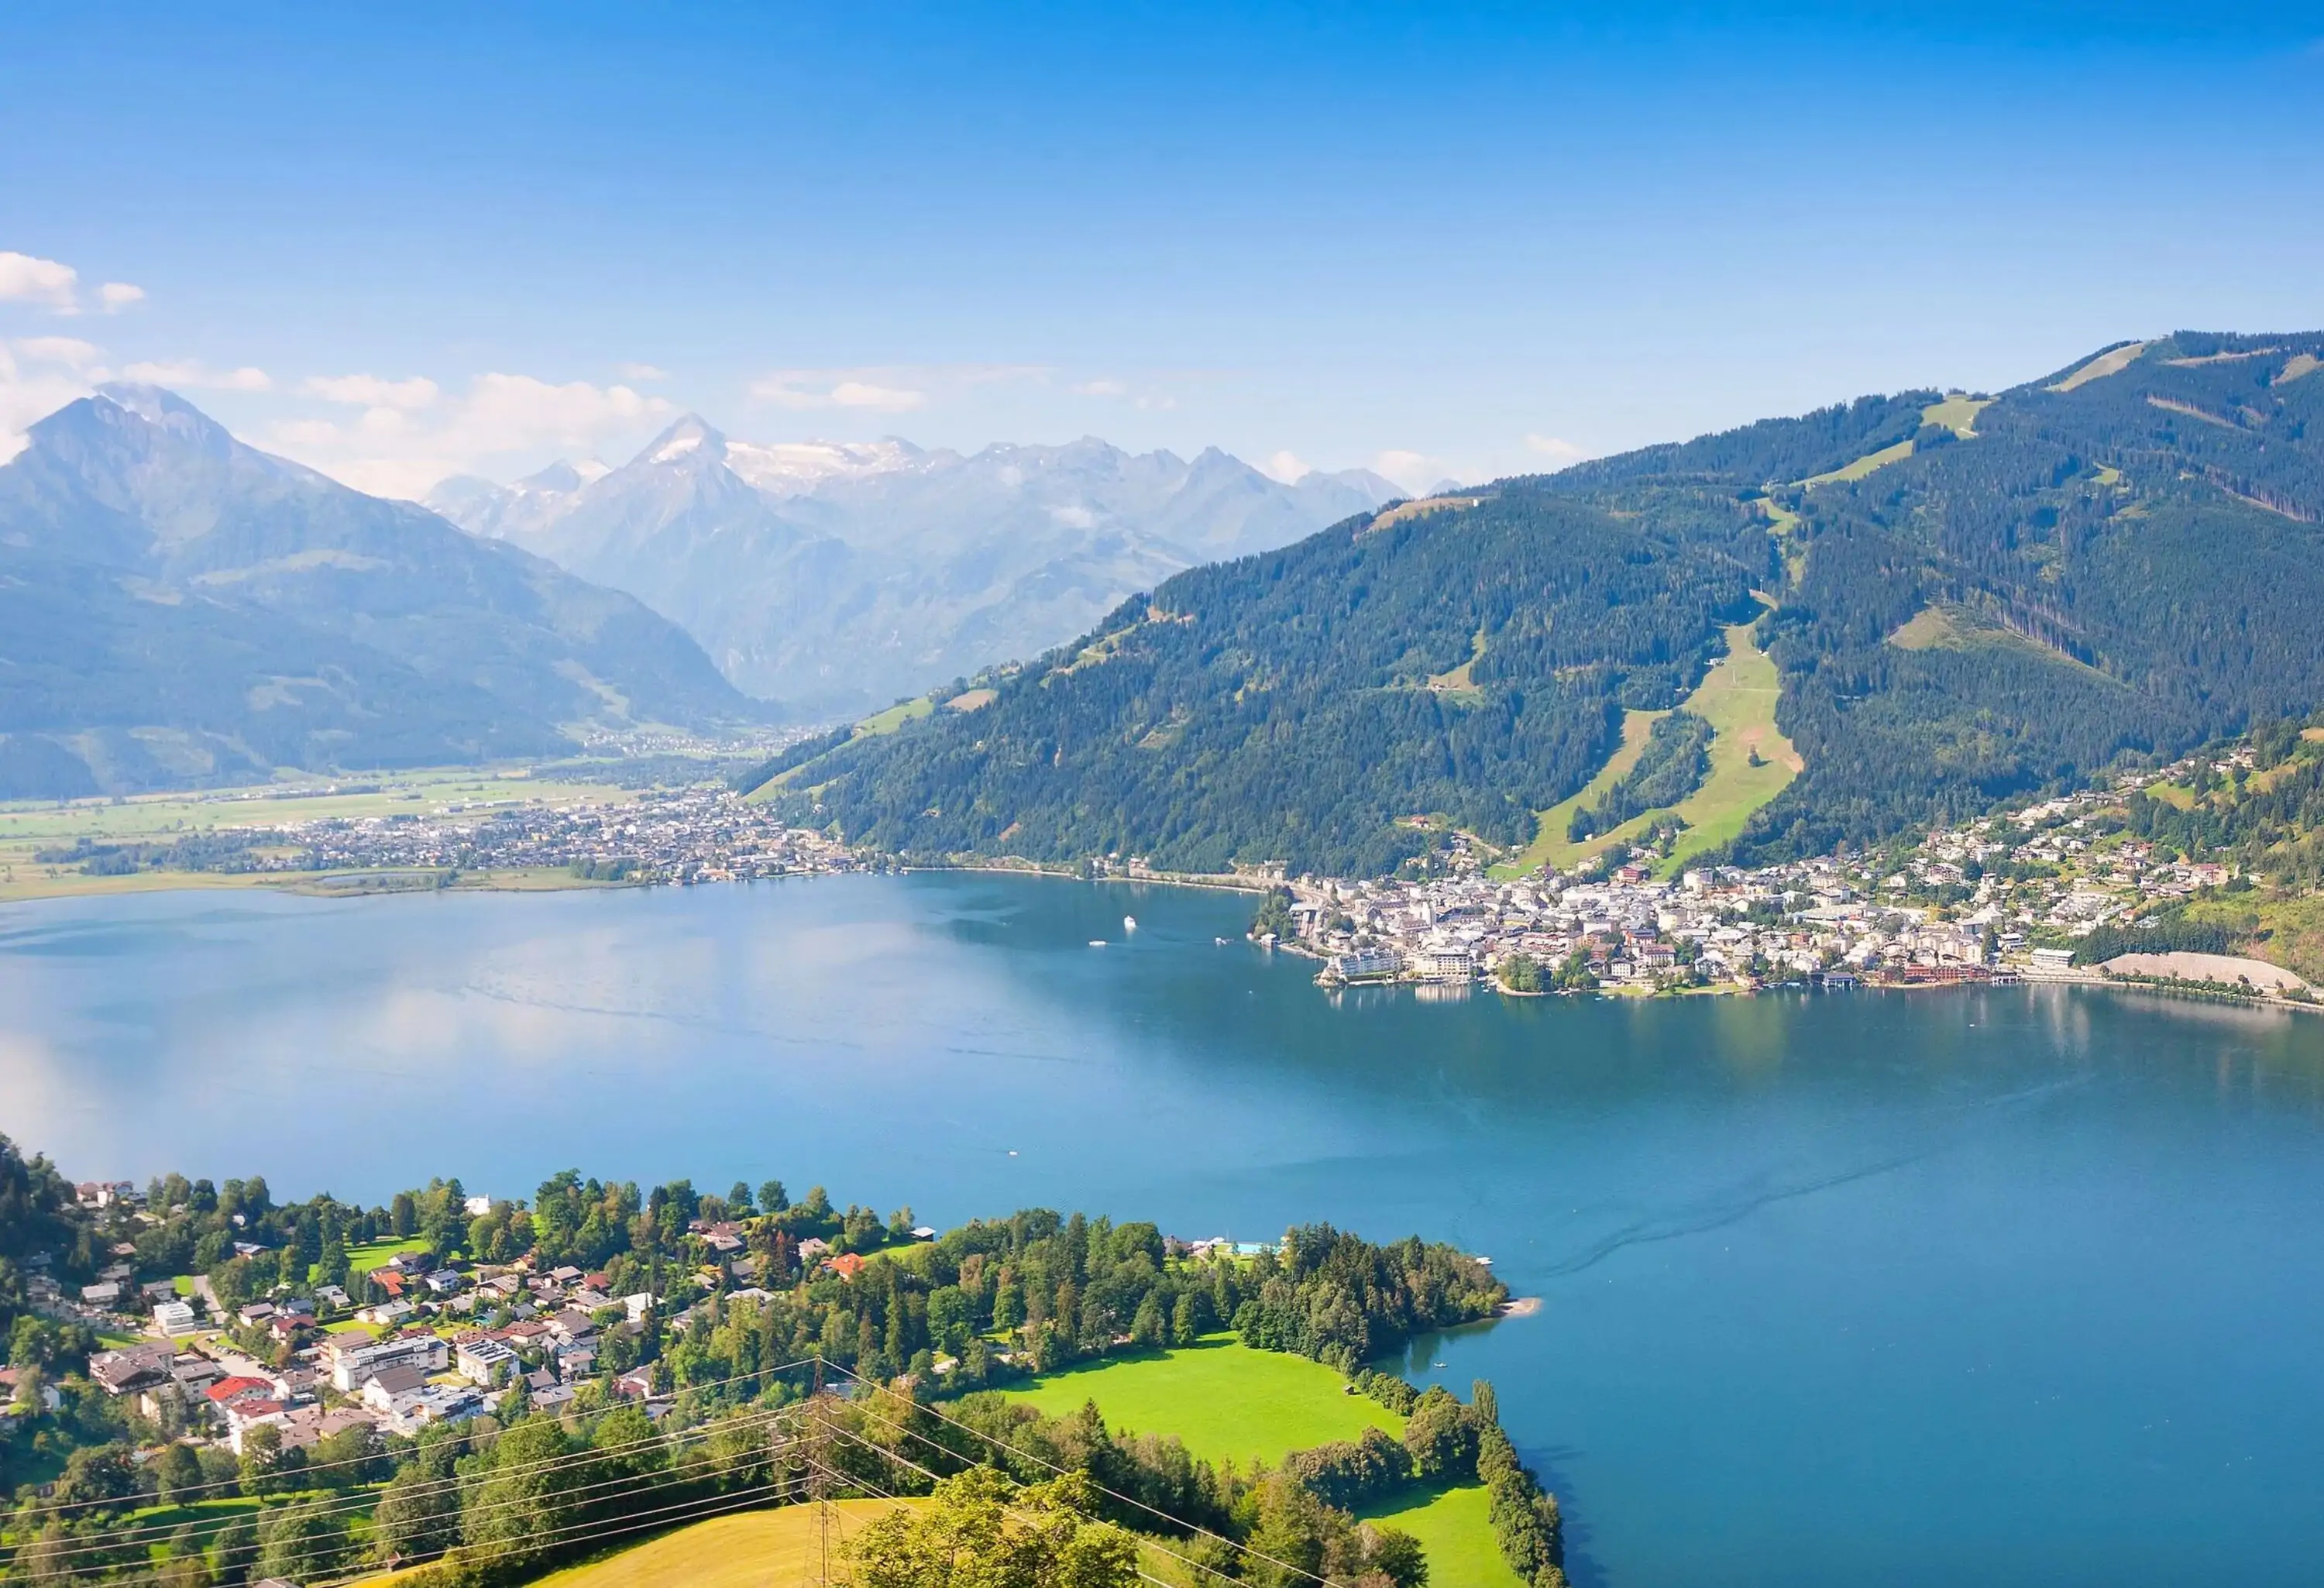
428 418 1401 714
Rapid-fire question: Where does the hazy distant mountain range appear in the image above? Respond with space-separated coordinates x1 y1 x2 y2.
428 419 1401 715
0 387 758 798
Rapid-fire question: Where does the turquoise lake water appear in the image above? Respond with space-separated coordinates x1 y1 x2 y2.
5 871 2322 1585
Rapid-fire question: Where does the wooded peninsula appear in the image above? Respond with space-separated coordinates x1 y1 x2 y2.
0 1135 1560 1588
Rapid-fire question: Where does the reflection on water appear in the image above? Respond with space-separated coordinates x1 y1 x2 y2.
5 873 2324 1587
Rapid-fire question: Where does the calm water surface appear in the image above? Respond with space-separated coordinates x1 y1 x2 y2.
5 872 2323 1586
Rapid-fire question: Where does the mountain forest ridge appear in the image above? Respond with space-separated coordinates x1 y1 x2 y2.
754 330 2324 877
5 331 2321 853
426 418 1403 714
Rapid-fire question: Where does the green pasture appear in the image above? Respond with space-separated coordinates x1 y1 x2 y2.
1005 1335 1400 1466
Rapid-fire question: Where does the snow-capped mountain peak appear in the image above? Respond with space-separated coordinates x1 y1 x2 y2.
425 419 1398 713
636 413 727 468
721 435 927 496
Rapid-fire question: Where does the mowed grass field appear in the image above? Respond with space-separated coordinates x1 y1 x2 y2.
526 1500 910 1588
357 1342 1523 1587
1005 1336 1399 1466
344 1236 434 1274
1361 1483 1528 1588
1502 621 1800 880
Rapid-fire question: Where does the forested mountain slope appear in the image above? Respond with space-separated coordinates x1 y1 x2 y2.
0 387 760 798
752 333 2324 875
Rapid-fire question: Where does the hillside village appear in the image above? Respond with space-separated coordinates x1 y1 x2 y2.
45 1188 876 1458
1260 739 2322 1009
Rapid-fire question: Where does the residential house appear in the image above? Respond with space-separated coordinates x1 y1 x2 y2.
359 1364 431 1412
327 1334 447 1392
88 1344 175 1397
456 1338 518 1386
222 1397 291 1455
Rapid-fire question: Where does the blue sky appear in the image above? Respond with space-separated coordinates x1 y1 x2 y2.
4 2 2322 496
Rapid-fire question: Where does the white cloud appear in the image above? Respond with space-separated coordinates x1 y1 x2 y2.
1261 450 1312 483
123 359 272 391
304 373 440 411
1370 449 1450 493
99 282 146 311
1073 378 1128 397
756 371 927 412
264 371 675 499
0 251 80 310
751 363 1043 413
1525 434 1586 461
830 380 927 412
12 336 103 370
0 342 98 462
617 362 669 381
460 373 669 449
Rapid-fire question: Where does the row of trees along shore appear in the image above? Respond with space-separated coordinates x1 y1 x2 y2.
2 1136 1560 1586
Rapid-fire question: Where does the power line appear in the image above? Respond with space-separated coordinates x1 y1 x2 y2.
17 1397 822 1572
824 1362 1335 1587
828 1387 1247 1588
26 1349 828 1521
802 1433 1184 1588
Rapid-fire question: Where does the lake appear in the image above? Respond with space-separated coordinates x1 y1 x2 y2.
5 871 2323 1586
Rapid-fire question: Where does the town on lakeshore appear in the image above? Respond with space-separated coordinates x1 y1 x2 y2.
5 728 2319 1013
1257 741 2320 1009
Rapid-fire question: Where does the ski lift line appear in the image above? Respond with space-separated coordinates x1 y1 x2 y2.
26 1350 832 1518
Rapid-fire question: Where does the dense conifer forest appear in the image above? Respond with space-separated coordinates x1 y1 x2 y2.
751 332 2324 876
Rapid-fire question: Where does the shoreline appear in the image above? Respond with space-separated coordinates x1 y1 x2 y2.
6 861 2316 1019
0 864 652 908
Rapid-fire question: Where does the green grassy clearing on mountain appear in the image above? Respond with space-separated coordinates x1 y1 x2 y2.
1503 622 1798 878
1886 603 2114 679
1490 708 1669 878
2050 340 2150 390
1919 394 1993 435
1804 435 1915 486
852 696 936 737
1653 622 1801 871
